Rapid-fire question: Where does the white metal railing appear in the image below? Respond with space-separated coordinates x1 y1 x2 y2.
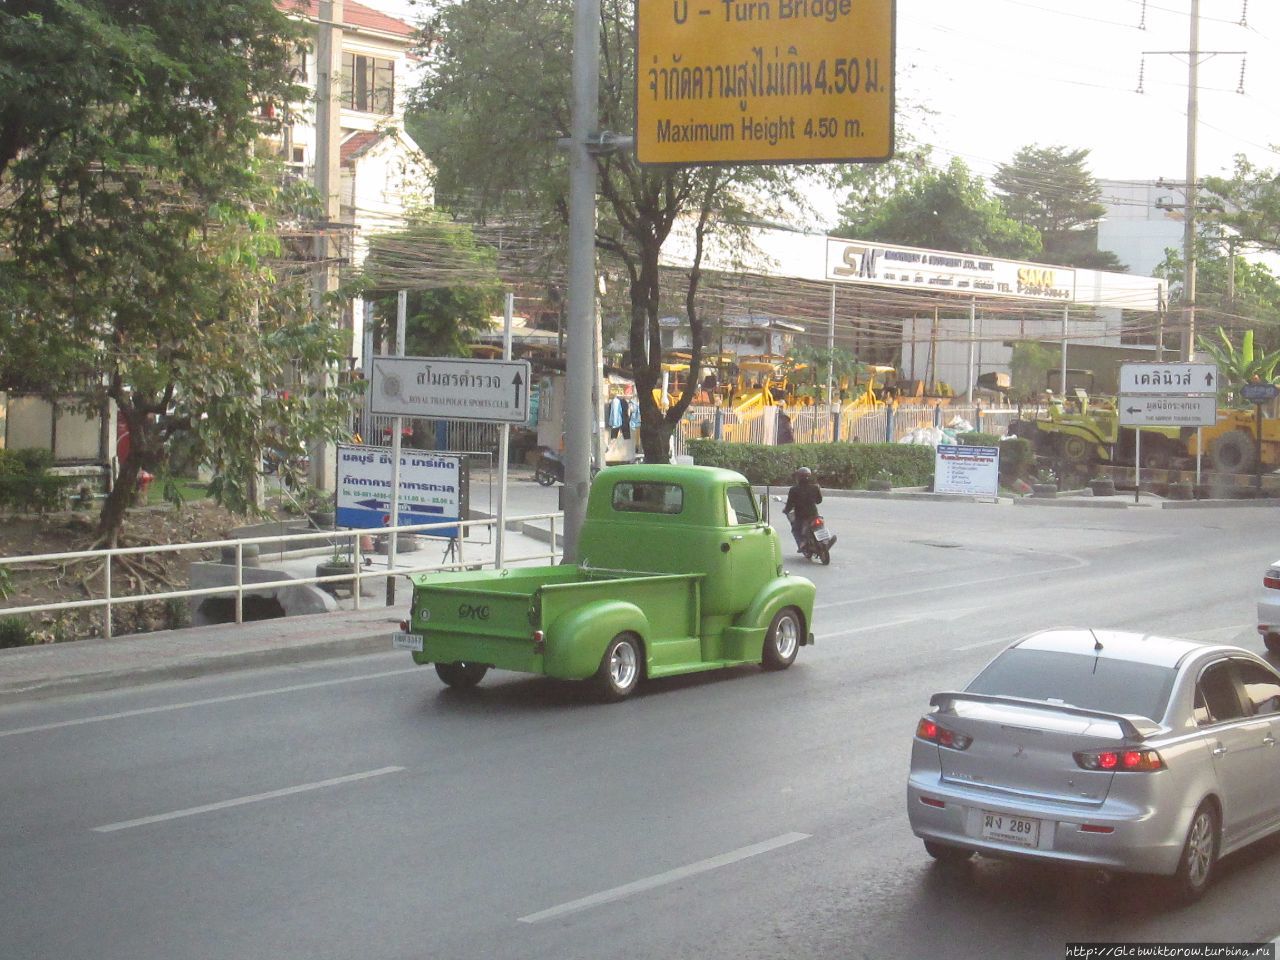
677 402 1027 449
0 512 563 640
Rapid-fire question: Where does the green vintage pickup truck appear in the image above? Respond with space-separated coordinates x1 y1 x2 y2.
394 464 816 700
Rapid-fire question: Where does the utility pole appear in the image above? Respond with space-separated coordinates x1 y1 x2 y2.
561 0 600 562
1181 0 1199 362
311 0 343 491
1141 4 1245 361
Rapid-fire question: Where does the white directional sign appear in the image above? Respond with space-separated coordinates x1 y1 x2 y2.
1119 362 1219 396
1118 395 1218 427
370 357 531 423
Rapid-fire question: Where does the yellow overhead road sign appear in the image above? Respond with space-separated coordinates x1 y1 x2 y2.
635 0 895 165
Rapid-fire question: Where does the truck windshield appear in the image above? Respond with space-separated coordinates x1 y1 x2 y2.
612 482 684 515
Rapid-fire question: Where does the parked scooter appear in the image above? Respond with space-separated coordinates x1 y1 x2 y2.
797 514 836 565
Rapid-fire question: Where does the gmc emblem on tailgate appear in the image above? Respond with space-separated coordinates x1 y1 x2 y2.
459 604 490 621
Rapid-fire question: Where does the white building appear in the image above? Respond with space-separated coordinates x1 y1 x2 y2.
275 0 433 365
1096 179 1186 277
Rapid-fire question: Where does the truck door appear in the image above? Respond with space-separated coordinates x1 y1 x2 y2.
723 483 774 609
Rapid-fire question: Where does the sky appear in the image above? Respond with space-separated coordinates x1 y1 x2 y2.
369 0 1278 187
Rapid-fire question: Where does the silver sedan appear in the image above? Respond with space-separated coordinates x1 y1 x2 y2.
907 629 1280 901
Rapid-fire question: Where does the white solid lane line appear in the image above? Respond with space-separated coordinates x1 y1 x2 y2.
518 832 811 924
92 766 404 833
0 668 421 739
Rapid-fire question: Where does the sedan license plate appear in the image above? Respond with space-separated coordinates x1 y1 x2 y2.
980 811 1040 848
392 632 423 652
813 526 832 542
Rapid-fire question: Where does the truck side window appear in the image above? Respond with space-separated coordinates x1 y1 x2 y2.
726 485 758 525
611 481 684 515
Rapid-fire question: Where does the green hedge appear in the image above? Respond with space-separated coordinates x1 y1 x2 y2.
956 432 1035 482
686 439 935 488
0 448 74 512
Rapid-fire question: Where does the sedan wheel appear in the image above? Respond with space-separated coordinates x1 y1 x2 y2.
923 840 974 863
763 607 801 670
596 634 641 701
1170 803 1218 902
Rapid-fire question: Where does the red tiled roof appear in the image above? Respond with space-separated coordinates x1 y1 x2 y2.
340 130 384 164
279 0 416 39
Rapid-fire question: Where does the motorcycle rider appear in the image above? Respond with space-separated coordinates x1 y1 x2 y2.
783 467 823 553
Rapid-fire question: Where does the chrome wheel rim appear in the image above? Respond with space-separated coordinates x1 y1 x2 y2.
775 615 799 660
610 641 637 690
1186 811 1213 888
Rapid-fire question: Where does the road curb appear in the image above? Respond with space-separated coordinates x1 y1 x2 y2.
0 632 391 704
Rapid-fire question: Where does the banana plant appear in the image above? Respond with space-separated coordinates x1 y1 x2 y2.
1196 327 1280 406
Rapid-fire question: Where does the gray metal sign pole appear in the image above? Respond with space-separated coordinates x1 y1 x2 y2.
563 0 600 562
387 290 406 605
495 292 513 567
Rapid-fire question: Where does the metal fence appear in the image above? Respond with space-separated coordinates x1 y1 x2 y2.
352 407 505 459
675 402 1028 454
0 512 562 641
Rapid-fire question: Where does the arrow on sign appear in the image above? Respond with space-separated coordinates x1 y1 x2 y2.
1126 406 1142 415
1205 372 1215 387
512 370 524 409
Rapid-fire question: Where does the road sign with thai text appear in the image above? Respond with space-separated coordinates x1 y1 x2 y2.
335 444 466 535
1118 362 1218 396
370 357 531 424
1118 395 1217 427
635 0 895 165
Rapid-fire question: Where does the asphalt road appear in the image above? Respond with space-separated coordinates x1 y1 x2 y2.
3 497 1279 960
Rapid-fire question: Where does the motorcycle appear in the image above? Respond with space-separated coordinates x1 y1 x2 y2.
534 449 600 486
795 514 836 565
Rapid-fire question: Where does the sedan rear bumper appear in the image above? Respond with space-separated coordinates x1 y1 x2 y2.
906 774 1187 876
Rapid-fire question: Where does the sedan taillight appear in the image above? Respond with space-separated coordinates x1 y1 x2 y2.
1074 748 1164 772
916 717 972 750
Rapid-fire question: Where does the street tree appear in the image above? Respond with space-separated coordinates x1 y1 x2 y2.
833 157 1041 260
0 0 356 544
1154 236 1280 354
992 145 1126 270
1196 327 1280 406
1202 155 1280 253
355 217 506 359
410 0 819 461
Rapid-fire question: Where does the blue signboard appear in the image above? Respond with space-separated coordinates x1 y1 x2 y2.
335 444 466 538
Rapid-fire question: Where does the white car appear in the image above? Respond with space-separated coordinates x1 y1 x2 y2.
1257 561 1280 653
908 628 1280 901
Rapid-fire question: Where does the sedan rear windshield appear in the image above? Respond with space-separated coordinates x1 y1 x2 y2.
967 649 1177 722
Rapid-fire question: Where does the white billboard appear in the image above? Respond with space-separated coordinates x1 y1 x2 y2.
826 238 1075 302
335 444 465 536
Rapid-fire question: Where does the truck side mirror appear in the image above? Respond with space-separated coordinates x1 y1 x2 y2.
759 488 770 523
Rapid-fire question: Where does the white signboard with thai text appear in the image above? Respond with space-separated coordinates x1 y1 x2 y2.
1118 362 1218 396
1118 395 1217 427
934 444 1001 498
370 356 531 423
825 238 1075 302
336 444 465 536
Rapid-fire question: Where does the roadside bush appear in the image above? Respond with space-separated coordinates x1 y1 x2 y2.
0 615 35 648
686 440 934 489
0 449 74 513
956 432 1035 484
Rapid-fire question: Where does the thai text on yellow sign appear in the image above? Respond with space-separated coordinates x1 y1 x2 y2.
636 0 895 165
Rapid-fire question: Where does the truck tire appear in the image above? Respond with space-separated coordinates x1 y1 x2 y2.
1210 430 1255 474
435 661 488 689
762 607 802 670
596 633 642 701
1060 435 1091 464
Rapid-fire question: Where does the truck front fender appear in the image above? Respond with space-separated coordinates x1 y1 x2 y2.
733 576 816 652
545 600 651 681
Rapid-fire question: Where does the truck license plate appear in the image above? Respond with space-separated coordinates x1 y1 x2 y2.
392 632 423 652
980 811 1040 848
